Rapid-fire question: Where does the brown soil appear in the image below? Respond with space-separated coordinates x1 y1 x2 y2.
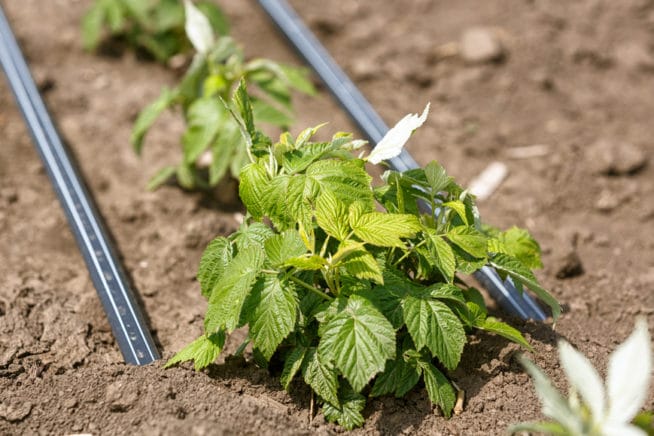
1 0 654 434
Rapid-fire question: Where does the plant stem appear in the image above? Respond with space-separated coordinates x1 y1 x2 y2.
289 275 333 301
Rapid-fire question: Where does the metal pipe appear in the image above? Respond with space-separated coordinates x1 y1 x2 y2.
0 5 160 364
257 0 547 320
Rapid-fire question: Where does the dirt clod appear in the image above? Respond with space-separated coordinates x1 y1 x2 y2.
554 250 585 279
588 139 648 175
460 27 505 64
0 401 32 423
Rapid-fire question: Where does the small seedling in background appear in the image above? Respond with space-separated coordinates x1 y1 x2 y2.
131 1 315 192
165 81 559 430
81 0 228 63
510 319 653 436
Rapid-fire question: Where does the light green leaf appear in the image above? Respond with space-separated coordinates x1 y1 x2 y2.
508 421 569 435
424 229 456 282
490 253 560 320
316 190 350 241
176 163 196 189
209 119 241 185
340 249 384 285
424 161 452 193
251 97 293 127
131 88 176 154
419 360 456 418
476 317 532 351
402 288 466 370
427 283 467 308
284 255 326 270
322 384 366 430
279 64 316 95
198 237 233 299
182 97 222 164
446 226 488 259
280 346 306 390
233 222 274 251
370 357 421 398
204 245 265 333
81 2 107 51
264 230 307 266
165 331 225 371
351 212 421 248
443 200 468 225
318 295 396 392
233 78 256 138
306 159 374 209
239 162 269 219
302 347 339 407
146 165 176 191
500 227 543 269
245 274 298 361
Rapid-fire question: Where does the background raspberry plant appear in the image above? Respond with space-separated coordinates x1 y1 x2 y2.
166 81 559 429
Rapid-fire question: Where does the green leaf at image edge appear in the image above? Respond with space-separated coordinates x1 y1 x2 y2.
164 331 226 371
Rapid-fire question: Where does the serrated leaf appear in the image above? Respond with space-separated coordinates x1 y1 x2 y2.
402 288 466 370
424 229 456 282
209 119 241 185
419 360 456 418
182 97 222 164
500 227 543 269
244 274 298 361
427 283 467 308
351 212 421 248
264 230 307 266
443 200 469 225
306 159 374 209
322 384 366 430
239 162 269 219
316 190 350 241
165 331 225 371
302 347 339 407
318 295 396 392
490 253 560 320
424 161 452 193
233 222 274 251
370 357 421 398
131 88 176 154
281 346 307 390
451 244 487 274
233 78 256 138
284 255 326 270
476 317 532 350
446 226 488 259
340 249 384 284
205 245 265 333
198 237 234 299
251 97 293 127
359 284 407 330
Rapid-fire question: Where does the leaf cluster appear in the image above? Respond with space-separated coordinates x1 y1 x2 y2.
130 12 315 191
167 81 559 429
82 0 228 63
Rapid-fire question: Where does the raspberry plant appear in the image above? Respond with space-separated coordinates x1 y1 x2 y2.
82 0 228 63
167 81 560 429
131 1 315 191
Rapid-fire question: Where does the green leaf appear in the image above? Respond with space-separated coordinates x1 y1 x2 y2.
251 97 293 127
419 359 456 418
490 253 560 320
239 162 269 219
198 237 234 299
476 317 533 351
233 222 275 251
264 230 307 266
284 255 326 270
233 78 256 138
316 190 350 241
500 227 543 269
209 119 241 185
81 2 106 51
131 88 176 154
281 346 306 390
182 97 223 164
318 295 396 392
340 249 384 285
446 226 488 259
370 357 421 398
424 229 456 283
302 347 339 407
205 245 265 333
322 384 366 430
508 421 569 436
245 274 298 361
351 212 421 248
306 159 374 209
176 163 196 189
279 64 316 95
427 283 467 308
402 288 466 370
165 331 225 371
443 201 469 225
424 161 452 193
359 285 407 330
146 165 176 191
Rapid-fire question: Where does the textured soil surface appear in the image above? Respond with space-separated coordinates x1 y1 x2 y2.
1 0 654 434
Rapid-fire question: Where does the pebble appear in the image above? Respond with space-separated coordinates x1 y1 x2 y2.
595 189 620 212
555 250 584 279
588 139 648 175
460 27 505 64
0 401 32 422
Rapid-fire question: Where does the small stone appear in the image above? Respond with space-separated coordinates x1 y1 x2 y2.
460 27 505 64
105 380 139 412
555 250 584 279
595 189 619 212
350 58 379 81
0 401 32 422
588 139 648 175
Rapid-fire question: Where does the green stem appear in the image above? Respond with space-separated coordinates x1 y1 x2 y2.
289 275 333 301
392 240 427 267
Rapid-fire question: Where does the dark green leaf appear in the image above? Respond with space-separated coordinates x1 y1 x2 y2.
370 357 421 398
322 384 366 430
281 345 306 390
302 347 339 407
419 359 456 418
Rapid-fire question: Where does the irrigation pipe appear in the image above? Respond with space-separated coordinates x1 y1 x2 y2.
258 0 547 321
0 5 159 364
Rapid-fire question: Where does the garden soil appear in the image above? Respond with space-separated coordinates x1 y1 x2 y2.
1 0 654 434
